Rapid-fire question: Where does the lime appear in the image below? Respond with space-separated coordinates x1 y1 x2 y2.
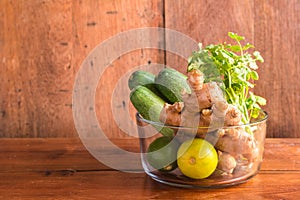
177 138 218 179
147 136 180 172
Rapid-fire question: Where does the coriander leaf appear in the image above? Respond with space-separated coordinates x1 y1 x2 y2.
243 43 254 50
249 71 259 80
227 44 241 52
187 32 266 124
253 51 264 62
228 32 245 42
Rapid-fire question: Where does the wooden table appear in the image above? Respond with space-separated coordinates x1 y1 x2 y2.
0 138 299 199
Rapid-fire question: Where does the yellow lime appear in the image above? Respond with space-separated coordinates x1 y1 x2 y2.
177 138 218 179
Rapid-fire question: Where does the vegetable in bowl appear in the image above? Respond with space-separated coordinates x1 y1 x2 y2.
129 32 267 183
187 32 266 124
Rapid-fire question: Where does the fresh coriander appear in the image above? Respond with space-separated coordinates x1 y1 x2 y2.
187 32 266 124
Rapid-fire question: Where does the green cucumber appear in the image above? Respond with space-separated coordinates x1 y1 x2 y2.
128 70 168 101
130 86 174 137
155 68 191 103
128 70 156 91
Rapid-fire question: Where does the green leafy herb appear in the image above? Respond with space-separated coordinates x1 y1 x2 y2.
187 32 266 124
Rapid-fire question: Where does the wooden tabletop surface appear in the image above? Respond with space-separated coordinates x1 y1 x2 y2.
0 138 299 200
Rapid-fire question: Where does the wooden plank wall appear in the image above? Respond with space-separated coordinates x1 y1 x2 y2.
0 0 299 138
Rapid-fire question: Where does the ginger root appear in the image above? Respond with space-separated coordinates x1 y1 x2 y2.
187 69 205 91
183 70 211 111
217 150 237 174
186 70 242 128
160 69 243 136
184 69 226 111
215 128 257 161
159 102 184 126
224 104 242 126
158 69 257 168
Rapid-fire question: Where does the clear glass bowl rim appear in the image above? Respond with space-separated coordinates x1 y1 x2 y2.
136 110 268 130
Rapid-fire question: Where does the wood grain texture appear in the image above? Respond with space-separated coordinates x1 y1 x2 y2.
253 0 300 137
0 0 164 138
0 138 299 172
0 0 74 137
72 0 165 139
164 0 254 73
164 0 300 138
0 0 299 138
0 171 299 200
0 138 299 200
0 138 141 172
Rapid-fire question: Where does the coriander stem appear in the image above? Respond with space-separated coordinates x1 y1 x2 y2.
236 40 244 58
227 70 232 88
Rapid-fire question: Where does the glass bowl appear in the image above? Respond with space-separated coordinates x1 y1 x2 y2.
136 111 268 188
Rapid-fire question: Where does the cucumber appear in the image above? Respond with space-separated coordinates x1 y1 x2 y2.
130 86 174 137
130 85 164 121
155 68 191 103
128 70 156 91
128 70 168 101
